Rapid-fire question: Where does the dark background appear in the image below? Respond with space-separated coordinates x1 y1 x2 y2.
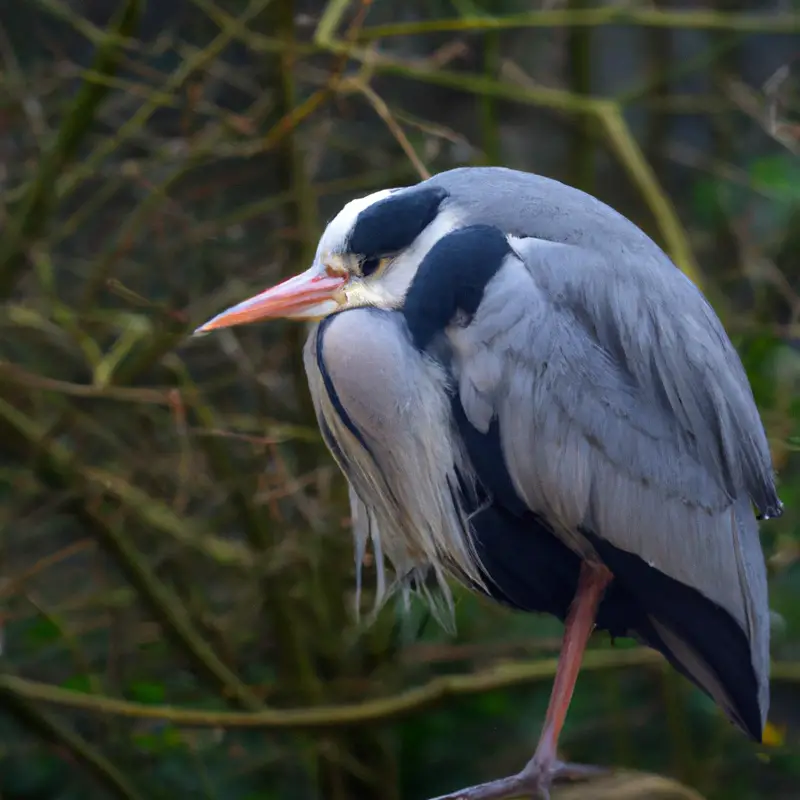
0 1 798 799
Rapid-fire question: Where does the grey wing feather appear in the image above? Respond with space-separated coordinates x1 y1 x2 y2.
449 238 779 729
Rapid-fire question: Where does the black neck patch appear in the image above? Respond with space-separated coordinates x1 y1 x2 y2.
347 185 449 257
403 224 512 351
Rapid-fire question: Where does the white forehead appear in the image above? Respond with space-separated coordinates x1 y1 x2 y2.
316 188 397 256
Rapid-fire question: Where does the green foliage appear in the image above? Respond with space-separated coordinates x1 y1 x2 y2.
126 680 166 704
60 674 93 693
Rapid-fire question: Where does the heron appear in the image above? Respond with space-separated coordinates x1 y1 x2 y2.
194 167 783 800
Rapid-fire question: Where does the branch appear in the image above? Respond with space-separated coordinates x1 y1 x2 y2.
0 681 145 800
6 650 796 731
357 9 800 40
0 361 173 405
0 649 674 729
0 398 265 711
596 103 700 285
52 0 275 208
0 397 257 568
0 0 142 298
85 506 265 711
330 56 702 286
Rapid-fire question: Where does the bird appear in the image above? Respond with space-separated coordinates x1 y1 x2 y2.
194 166 783 800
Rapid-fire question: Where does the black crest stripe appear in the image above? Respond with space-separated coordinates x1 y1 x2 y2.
347 185 449 257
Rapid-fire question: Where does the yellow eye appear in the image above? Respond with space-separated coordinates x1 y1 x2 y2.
360 256 384 277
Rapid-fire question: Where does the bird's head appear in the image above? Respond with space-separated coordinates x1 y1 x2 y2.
194 183 459 333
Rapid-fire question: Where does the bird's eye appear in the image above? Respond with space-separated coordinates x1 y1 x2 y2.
360 256 382 277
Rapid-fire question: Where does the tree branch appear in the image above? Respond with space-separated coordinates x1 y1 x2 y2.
0 650 691 729
0 681 145 800
0 396 257 568
6 650 796 731
0 0 142 298
0 398 265 711
357 9 800 40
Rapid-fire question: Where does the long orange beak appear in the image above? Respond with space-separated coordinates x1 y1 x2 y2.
194 267 348 334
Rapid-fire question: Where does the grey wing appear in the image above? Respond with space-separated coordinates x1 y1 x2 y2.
450 238 781 735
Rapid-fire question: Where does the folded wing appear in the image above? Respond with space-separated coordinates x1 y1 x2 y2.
449 238 781 739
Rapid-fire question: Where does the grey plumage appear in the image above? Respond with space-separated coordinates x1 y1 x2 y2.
449 231 775 732
307 168 779 735
305 309 483 626
196 166 781 750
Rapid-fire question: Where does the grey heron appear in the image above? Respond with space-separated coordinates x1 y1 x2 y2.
195 167 783 800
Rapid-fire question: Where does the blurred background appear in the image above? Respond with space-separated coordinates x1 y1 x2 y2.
0 1 799 799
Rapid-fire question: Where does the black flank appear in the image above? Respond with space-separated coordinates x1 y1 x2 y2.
454 409 763 741
584 530 763 740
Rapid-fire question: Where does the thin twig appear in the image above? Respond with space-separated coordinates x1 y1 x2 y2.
347 80 431 179
0 398 258 566
0 0 142 298
0 540 94 599
357 9 800 40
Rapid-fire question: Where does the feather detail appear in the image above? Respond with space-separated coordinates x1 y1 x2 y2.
304 309 485 627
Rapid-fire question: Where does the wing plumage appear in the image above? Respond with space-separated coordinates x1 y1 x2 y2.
448 236 779 738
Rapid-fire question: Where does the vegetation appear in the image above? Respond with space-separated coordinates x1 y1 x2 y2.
0 1 798 798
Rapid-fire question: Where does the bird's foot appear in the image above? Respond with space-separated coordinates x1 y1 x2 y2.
427 759 607 800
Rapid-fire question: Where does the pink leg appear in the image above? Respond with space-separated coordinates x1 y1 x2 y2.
429 562 614 800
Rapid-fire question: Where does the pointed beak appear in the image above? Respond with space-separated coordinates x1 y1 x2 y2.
194 267 348 335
